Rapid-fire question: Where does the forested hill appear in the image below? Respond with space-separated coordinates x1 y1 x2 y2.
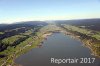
0 21 48 32
0 21 48 40
0 21 48 57
55 18 100 31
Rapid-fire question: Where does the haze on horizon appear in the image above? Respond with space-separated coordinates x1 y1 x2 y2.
0 0 100 24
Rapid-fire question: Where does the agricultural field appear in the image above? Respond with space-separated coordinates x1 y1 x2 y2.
0 21 48 65
62 24 100 40
56 21 100 58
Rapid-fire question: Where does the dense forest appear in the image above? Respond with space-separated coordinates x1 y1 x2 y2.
0 21 48 65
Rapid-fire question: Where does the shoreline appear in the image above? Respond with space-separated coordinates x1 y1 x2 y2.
1 24 99 66
14 31 100 66
61 27 100 58
12 27 100 66
13 32 53 66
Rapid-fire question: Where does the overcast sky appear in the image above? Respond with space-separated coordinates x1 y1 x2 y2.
0 0 100 24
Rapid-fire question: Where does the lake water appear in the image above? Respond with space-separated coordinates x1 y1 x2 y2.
15 33 100 66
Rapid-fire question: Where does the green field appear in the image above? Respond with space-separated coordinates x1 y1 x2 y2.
58 24 100 58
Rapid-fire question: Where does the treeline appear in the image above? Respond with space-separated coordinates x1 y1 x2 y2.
55 18 100 31
0 27 30 40
0 21 47 32
0 26 42 53
0 21 48 40
57 24 100 57
0 21 48 58
0 35 28 52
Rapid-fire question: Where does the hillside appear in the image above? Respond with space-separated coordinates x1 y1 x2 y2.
55 18 100 31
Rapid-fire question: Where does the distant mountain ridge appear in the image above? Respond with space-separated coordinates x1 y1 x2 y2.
55 18 100 31
0 21 48 31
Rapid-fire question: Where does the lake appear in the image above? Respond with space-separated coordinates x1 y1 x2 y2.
15 33 100 66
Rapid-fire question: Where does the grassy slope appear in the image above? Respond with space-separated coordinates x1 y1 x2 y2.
0 24 60 66
60 24 100 57
62 24 100 40
0 27 42 65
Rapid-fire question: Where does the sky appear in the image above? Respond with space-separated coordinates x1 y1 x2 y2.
0 0 100 24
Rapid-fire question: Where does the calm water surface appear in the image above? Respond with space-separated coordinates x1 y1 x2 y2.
15 33 100 66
